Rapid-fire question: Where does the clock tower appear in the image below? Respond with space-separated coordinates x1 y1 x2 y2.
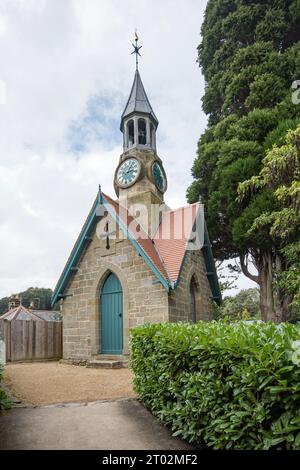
114 36 167 237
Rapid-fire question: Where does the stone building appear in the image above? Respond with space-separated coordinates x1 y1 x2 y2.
52 49 221 363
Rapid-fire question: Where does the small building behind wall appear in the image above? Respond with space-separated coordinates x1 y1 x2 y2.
0 303 62 362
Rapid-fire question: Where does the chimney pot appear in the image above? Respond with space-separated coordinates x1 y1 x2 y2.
29 298 40 310
8 294 21 310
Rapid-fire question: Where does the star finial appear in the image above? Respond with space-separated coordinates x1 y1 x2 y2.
131 30 142 70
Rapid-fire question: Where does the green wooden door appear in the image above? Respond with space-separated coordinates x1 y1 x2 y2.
100 272 123 354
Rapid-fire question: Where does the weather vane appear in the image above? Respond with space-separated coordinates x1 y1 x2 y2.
131 30 142 70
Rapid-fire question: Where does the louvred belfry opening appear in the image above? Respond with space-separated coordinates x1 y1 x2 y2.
120 69 158 152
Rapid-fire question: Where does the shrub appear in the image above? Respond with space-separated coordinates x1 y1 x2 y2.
131 321 300 450
0 363 11 410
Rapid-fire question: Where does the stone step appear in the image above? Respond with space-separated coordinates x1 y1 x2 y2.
95 355 126 361
86 359 129 369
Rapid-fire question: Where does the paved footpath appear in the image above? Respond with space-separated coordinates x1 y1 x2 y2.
0 399 192 450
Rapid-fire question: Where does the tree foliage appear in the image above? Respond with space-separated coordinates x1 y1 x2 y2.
239 125 300 319
0 287 54 315
188 0 300 321
216 288 260 320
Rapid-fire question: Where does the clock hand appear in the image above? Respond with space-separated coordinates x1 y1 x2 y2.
126 166 135 175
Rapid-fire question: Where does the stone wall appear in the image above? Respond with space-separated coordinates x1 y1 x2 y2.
168 249 214 323
61 225 169 361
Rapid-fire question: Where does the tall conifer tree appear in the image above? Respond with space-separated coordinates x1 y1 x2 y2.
188 0 300 320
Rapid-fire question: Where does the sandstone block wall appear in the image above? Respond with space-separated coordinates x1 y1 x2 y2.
62 227 169 361
168 250 214 323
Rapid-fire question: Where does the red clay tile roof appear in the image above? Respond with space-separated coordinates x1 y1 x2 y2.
103 193 200 285
102 193 171 283
154 203 200 283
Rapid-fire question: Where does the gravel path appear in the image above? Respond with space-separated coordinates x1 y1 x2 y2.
3 362 136 406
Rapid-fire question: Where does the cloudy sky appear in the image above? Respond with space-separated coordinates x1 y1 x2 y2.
0 0 255 299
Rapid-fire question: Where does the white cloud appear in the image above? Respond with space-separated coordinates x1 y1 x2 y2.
0 0 253 298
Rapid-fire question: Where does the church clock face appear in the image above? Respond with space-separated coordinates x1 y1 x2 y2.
117 158 140 188
152 161 166 192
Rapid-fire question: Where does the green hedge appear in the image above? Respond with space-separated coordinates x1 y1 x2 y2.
130 321 300 450
0 363 11 410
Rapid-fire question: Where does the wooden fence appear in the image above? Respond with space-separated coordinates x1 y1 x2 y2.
0 320 62 362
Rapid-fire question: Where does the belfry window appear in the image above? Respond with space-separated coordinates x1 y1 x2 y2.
150 123 155 148
127 120 134 147
138 118 146 145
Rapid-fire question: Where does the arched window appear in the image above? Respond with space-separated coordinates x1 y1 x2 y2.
189 277 197 323
138 118 146 145
127 120 134 147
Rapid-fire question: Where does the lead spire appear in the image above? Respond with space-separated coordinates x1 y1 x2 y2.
120 34 158 152
131 30 142 70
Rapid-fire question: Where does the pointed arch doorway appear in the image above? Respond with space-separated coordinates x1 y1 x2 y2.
100 272 123 354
